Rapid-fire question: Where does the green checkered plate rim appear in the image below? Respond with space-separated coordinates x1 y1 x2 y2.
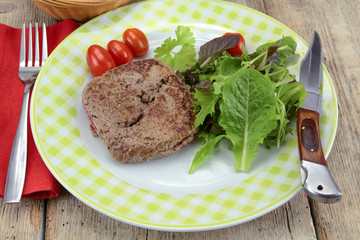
30 0 338 231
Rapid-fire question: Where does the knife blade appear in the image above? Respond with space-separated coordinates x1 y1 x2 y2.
297 32 342 203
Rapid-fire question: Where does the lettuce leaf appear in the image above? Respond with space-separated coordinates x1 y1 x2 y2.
159 29 306 173
264 81 306 148
277 37 298 66
262 62 296 86
193 89 221 128
219 68 278 172
189 132 224 174
198 34 240 67
255 36 298 66
276 81 307 114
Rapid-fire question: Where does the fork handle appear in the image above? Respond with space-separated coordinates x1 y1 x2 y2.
4 86 31 203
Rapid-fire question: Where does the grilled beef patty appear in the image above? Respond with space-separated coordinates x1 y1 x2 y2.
81 59 197 163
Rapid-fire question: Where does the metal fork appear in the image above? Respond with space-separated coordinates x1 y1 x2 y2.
4 23 48 204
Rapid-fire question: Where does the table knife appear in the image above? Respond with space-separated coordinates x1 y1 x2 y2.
297 32 342 203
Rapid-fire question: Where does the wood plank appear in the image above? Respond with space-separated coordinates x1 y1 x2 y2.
307 0 360 239
223 0 267 12
0 1 56 240
264 0 360 239
0 199 45 240
0 0 58 28
45 187 147 239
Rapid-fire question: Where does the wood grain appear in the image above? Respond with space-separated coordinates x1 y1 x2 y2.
1 0 360 239
0 199 45 240
264 0 360 239
45 187 147 240
297 108 327 166
0 0 58 28
0 1 56 240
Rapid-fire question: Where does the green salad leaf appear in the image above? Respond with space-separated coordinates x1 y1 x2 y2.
264 82 306 148
189 132 224 174
155 26 306 173
198 34 240 67
154 26 196 71
193 89 221 128
255 36 298 66
262 62 296 86
219 68 278 172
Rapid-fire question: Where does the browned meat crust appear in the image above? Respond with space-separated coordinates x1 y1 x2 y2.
81 59 197 163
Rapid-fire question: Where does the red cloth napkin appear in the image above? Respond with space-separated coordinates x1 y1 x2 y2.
0 20 79 199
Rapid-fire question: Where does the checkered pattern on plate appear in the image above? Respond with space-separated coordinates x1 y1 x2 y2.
31 0 337 229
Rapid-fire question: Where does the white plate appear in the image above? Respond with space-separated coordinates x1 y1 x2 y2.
30 0 338 231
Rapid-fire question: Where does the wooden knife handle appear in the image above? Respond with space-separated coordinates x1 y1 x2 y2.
297 108 327 166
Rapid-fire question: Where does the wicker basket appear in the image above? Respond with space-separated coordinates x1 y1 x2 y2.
32 0 133 22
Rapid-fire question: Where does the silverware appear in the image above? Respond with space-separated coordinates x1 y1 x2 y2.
297 32 342 203
4 23 48 204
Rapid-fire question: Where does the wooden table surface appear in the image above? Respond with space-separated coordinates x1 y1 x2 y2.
1 0 359 239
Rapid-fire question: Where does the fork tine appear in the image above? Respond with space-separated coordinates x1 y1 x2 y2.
42 23 48 65
27 23 32 67
34 23 40 67
19 24 26 68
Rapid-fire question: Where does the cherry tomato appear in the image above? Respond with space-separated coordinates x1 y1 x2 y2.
107 40 133 66
223 32 246 57
123 28 149 57
86 45 116 77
